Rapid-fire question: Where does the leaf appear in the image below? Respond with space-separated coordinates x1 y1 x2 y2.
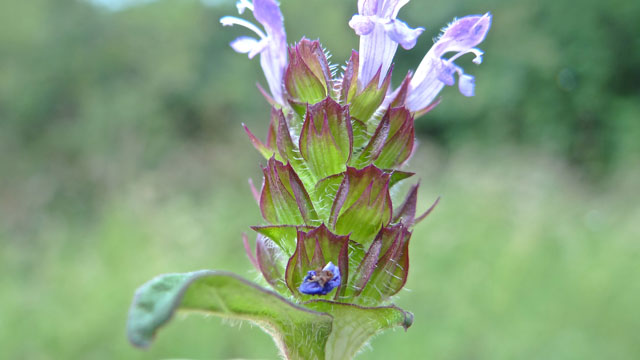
303 300 413 360
127 271 333 360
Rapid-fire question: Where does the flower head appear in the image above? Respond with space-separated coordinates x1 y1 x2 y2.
299 262 342 295
221 0 288 104
349 0 424 89
404 13 492 112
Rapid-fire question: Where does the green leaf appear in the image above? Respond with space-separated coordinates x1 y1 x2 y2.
303 300 413 360
127 271 333 359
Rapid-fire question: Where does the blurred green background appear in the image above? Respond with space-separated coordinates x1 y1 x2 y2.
1 0 639 359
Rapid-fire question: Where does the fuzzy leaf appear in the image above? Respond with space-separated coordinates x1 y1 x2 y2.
303 300 413 360
127 271 333 360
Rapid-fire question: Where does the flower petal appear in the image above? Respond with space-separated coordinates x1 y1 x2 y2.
405 13 491 111
349 14 376 36
253 0 285 42
458 73 475 97
381 0 410 18
236 0 253 14
406 56 445 111
383 19 424 50
433 13 492 56
436 61 456 86
230 36 266 59
357 0 378 16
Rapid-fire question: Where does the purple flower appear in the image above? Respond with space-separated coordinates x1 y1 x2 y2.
221 0 288 104
405 13 492 112
299 262 341 295
349 0 424 89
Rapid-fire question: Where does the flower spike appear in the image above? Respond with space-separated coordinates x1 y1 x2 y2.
128 1 494 357
221 0 288 104
349 0 424 90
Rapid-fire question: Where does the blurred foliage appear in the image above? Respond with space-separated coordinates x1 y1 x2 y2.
1 0 639 359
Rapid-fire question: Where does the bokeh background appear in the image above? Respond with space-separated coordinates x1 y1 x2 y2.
1 0 639 359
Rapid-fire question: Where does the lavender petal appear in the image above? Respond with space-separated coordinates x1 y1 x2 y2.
383 19 424 50
349 14 375 36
